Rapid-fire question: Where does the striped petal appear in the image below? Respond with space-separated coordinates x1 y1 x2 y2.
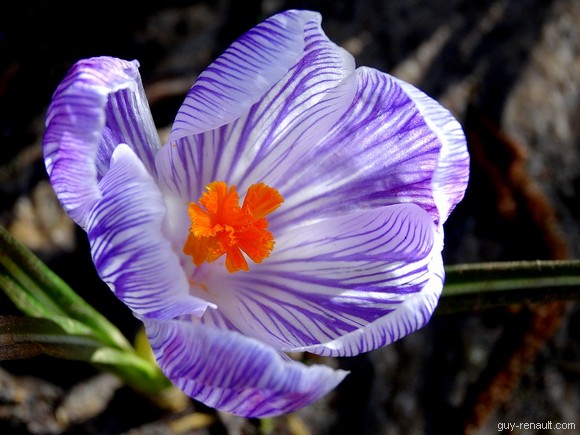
395 78 470 224
300 252 444 356
198 203 437 353
43 57 160 229
269 66 468 231
87 144 211 320
169 10 319 141
157 11 357 202
145 318 347 417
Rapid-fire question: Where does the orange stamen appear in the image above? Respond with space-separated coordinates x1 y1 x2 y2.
183 181 283 273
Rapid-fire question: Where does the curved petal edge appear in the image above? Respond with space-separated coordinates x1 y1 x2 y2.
395 78 470 225
169 9 323 141
87 144 212 320
43 56 160 228
293 252 444 357
203 203 437 351
145 318 348 417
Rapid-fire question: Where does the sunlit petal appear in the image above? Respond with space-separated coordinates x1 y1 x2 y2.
395 78 469 224
169 10 318 140
145 318 347 417
270 67 467 231
157 12 356 202
199 204 437 352
298 253 444 356
43 57 160 228
87 144 212 320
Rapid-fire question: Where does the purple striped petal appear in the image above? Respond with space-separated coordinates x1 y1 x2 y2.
157 11 356 201
269 66 468 231
169 10 320 141
395 78 469 224
198 203 437 353
299 253 444 356
43 57 160 228
87 145 212 320
145 318 347 417
41 7 470 419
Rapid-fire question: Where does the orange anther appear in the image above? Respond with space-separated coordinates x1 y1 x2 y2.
183 181 283 273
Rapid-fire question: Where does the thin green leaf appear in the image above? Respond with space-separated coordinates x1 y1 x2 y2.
0 272 96 337
0 315 170 395
0 228 174 398
90 347 172 395
439 260 580 314
0 225 131 351
0 315 105 361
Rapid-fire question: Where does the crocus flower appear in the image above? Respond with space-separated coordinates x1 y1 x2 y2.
43 9 469 417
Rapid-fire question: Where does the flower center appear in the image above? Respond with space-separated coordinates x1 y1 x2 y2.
183 181 284 273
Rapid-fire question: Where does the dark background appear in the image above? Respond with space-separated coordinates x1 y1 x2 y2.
1 1 579 434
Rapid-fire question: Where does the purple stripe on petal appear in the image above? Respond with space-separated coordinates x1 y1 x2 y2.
297 253 445 356
87 145 212 320
145 318 347 417
43 57 160 228
98 83 161 178
169 10 320 141
156 133 205 203
158 11 357 202
270 66 463 232
395 78 470 225
199 203 437 351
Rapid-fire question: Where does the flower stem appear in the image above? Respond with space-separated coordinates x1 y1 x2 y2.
439 260 580 314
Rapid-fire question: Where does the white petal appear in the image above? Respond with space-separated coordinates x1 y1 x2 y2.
43 57 161 228
395 78 470 224
145 318 347 417
199 204 438 354
157 11 356 202
169 10 320 140
87 144 212 320
296 252 444 356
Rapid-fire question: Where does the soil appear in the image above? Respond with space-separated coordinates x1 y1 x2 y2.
1 1 580 434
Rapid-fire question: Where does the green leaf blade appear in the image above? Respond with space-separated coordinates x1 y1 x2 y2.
0 225 132 351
